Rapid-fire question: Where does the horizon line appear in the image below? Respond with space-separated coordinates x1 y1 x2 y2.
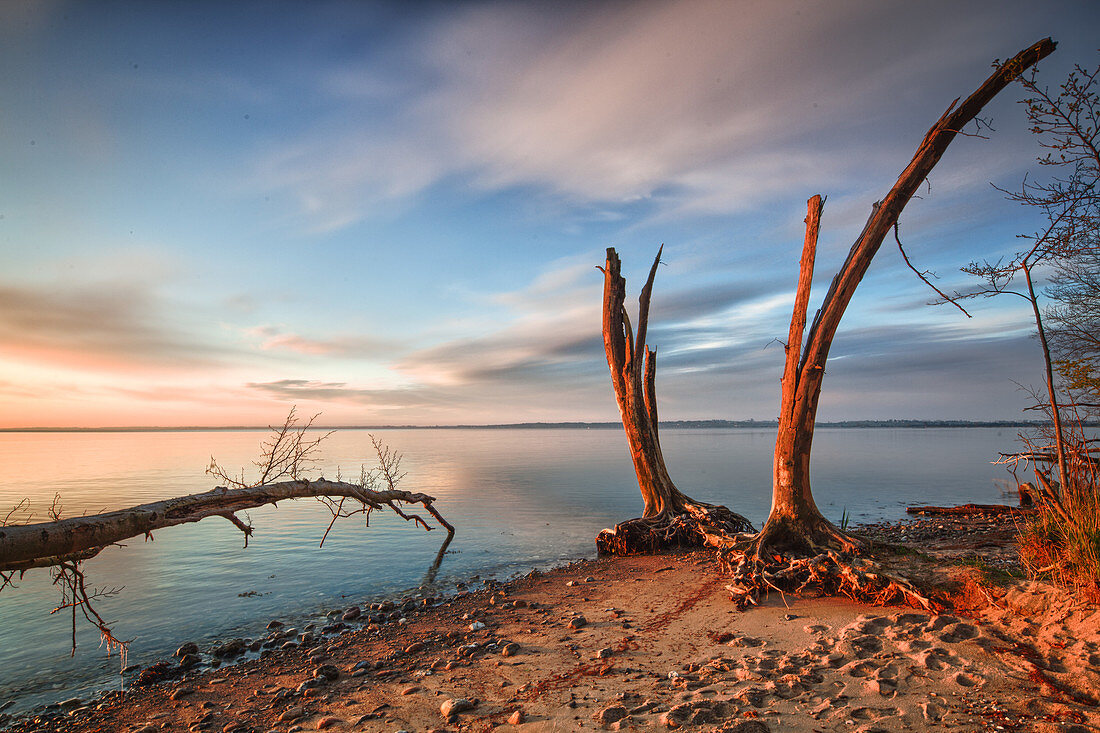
0 418 1060 433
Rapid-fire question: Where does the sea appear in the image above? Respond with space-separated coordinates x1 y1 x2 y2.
0 426 1026 714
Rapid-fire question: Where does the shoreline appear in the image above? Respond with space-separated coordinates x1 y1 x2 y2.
4 517 1099 732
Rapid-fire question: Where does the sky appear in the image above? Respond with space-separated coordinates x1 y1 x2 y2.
1 0 1098 428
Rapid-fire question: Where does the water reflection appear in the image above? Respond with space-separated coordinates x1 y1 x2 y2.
0 427 1015 714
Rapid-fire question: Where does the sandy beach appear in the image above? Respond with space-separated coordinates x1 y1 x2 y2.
7 517 1099 733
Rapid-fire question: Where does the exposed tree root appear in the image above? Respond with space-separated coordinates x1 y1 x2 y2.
722 548 936 611
716 518 935 612
595 502 754 556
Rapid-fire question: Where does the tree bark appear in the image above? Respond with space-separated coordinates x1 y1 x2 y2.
597 247 753 554
754 38 1057 557
0 480 454 573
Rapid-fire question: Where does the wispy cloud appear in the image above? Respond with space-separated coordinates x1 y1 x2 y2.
0 280 232 370
244 325 405 358
247 0 1028 234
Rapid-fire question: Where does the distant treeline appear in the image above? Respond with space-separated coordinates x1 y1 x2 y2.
5 419 1096 433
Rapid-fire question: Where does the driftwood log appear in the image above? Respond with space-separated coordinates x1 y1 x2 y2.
906 503 1034 516
0 479 454 573
596 247 754 555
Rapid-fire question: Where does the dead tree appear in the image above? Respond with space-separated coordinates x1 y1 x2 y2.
596 247 754 554
0 411 454 657
721 38 1057 607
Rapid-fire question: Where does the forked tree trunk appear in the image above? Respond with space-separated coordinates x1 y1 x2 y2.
596 247 753 554
752 37 1057 557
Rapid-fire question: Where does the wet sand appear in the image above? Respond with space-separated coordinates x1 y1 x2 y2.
8 520 1099 733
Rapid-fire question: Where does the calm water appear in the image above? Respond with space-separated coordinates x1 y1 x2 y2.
0 427 1021 713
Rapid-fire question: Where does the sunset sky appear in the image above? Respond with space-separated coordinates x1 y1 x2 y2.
2 0 1098 428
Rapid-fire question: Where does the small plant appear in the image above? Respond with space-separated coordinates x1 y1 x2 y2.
839 508 851 532
1013 418 1100 602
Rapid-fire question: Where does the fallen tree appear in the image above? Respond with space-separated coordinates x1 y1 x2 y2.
711 38 1057 608
595 247 754 555
0 411 454 657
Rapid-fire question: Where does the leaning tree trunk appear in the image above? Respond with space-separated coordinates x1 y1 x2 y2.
596 247 753 555
723 38 1057 608
750 38 1058 558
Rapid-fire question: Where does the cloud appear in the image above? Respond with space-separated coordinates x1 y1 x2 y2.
0 280 233 370
248 0 1037 234
245 325 405 358
246 379 449 410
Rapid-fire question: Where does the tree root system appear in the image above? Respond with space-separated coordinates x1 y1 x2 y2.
719 546 936 612
595 503 755 556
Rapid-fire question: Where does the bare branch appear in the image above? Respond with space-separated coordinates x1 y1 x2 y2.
894 223 971 317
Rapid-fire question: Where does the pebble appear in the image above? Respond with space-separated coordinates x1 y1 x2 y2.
178 653 201 669
568 615 588 629
469 621 486 631
440 697 476 717
508 709 525 725
501 642 520 657
313 664 340 681
316 717 342 730
169 687 195 701
175 642 199 657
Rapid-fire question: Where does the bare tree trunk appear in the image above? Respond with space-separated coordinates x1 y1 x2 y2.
758 195 857 553
748 38 1057 559
1023 262 1071 493
597 247 753 554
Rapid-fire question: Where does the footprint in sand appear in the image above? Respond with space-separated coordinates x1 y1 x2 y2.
913 646 962 671
895 638 932 653
939 622 981 643
841 659 881 678
951 670 983 687
923 614 960 633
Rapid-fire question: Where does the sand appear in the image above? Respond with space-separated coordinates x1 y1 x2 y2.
13 533 1100 733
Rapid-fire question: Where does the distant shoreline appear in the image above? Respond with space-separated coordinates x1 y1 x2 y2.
1 419 1088 433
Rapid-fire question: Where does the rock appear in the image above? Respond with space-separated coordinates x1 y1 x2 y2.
169 687 195 701
279 706 306 722
508 709 525 725
568 615 588 629
566 580 578 586
175 642 199 657
594 704 628 726
313 664 340 681
341 606 361 621
596 647 613 659
501 642 520 657
132 662 179 687
58 697 82 709
296 678 323 694
401 685 421 695
212 638 247 657
178 653 201 669
440 697 476 718
316 717 342 730
404 642 425 654
469 621 486 631
585 576 596 582
266 620 284 629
